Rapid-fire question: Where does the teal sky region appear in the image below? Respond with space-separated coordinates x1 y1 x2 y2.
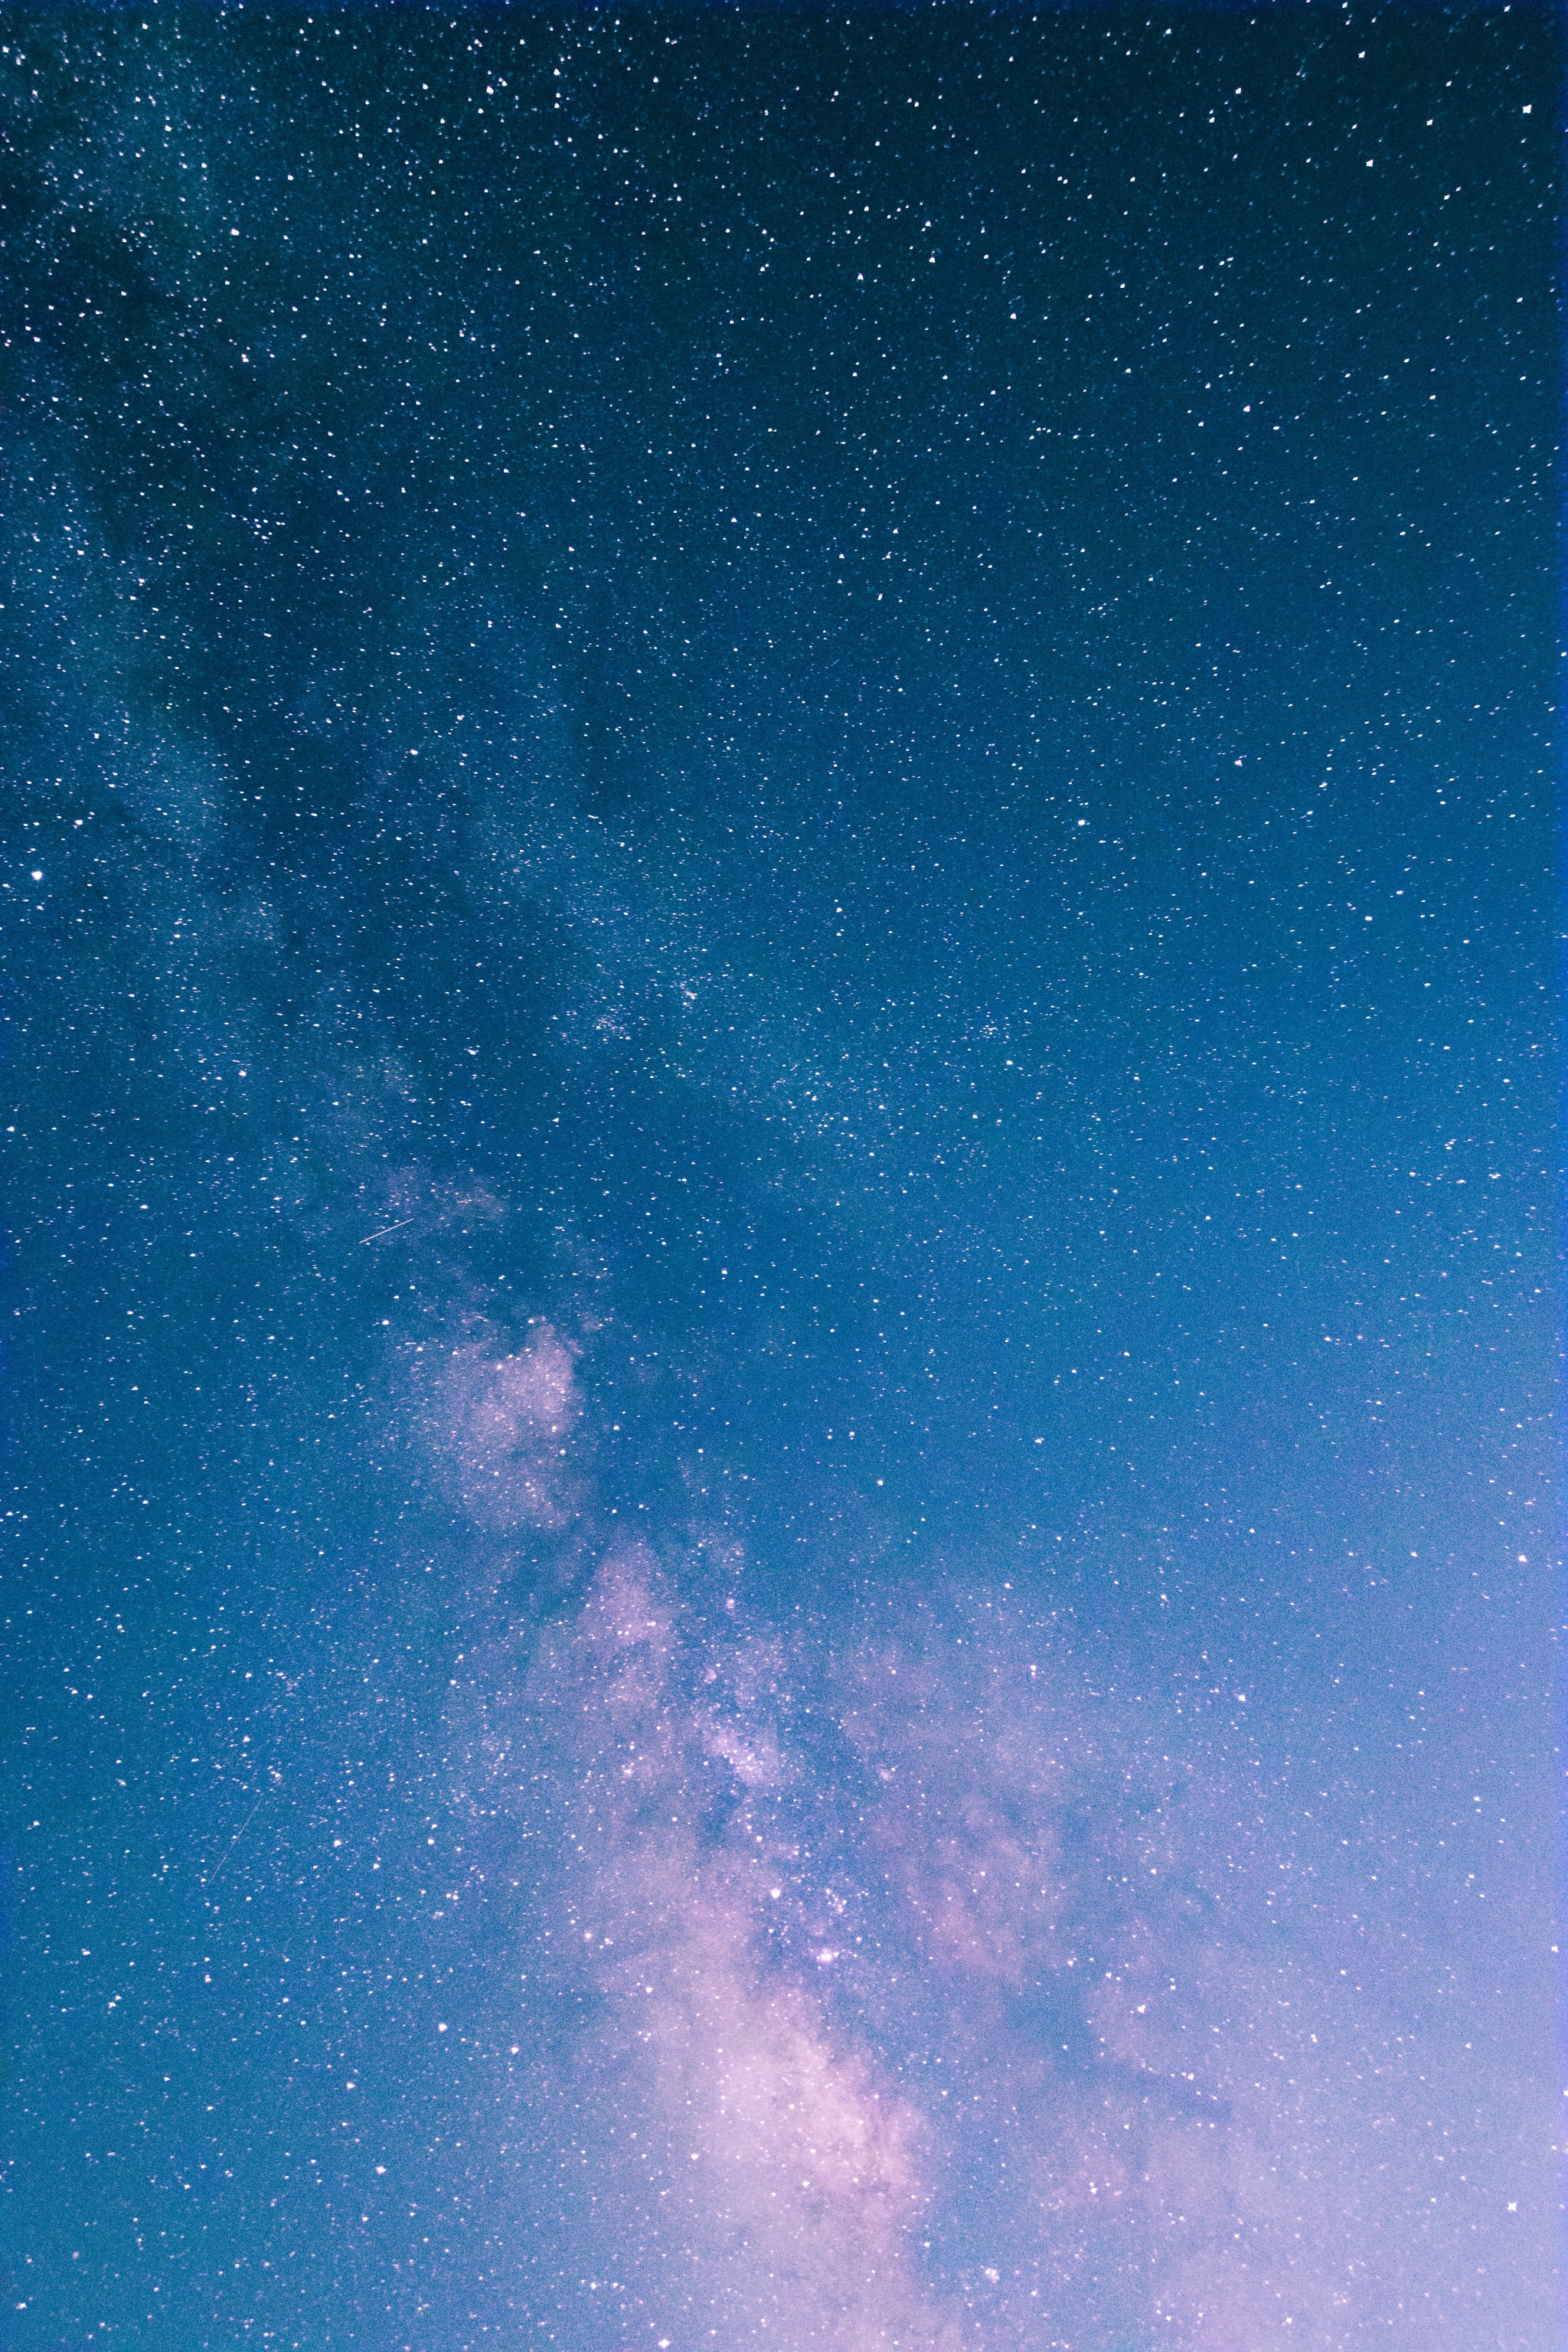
1 8 1558 2350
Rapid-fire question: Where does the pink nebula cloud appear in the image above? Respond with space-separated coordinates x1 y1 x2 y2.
430 1321 584 1533
423 1354 1547 2349
451 1545 961 2348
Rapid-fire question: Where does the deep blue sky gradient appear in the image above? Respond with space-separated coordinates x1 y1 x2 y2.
2 8 1558 2348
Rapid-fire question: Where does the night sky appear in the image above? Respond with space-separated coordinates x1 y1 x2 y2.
2 6 1559 2348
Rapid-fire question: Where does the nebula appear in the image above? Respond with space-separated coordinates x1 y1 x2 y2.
423 1338 1537 2351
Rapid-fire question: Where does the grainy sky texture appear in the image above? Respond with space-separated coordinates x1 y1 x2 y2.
2 7 1559 2350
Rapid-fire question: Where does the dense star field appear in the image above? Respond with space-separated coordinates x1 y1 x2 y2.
1 7 1558 2349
